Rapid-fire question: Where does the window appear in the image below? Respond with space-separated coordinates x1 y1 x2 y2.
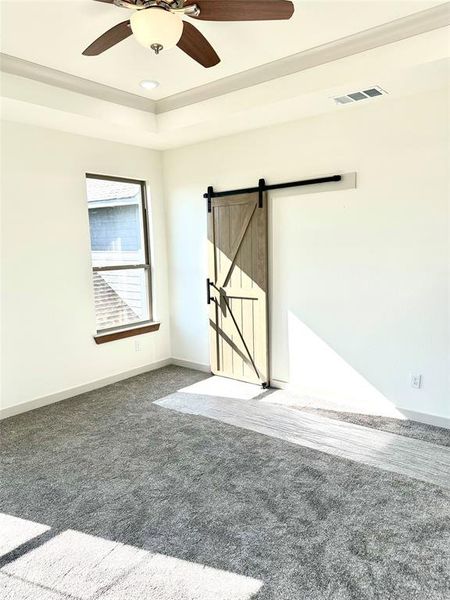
86 174 153 334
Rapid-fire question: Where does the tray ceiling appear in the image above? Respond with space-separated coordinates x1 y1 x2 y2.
0 0 446 99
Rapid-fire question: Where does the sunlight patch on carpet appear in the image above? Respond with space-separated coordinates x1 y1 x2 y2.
1 528 262 600
0 513 50 559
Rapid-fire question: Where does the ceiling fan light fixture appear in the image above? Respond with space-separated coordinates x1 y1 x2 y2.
130 8 183 53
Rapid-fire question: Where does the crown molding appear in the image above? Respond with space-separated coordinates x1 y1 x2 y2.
156 3 450 113
0 53 156 114
1 3 449 116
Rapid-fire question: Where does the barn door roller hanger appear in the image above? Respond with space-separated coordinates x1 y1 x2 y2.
205 174 342 212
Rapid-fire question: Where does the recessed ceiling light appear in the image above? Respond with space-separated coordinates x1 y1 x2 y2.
140 80 160 91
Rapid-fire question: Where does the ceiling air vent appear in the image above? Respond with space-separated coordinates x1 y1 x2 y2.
333 86 387 105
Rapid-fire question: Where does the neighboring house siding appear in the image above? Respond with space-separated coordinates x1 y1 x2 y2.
98 270 147 321
89 205 141 252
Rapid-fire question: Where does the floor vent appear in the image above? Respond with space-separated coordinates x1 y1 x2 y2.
333 86 387 105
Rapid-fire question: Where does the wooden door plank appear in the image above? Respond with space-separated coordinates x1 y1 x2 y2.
207 207 219 374
255 195 268 381
220 204 236 377
229 203 245 376
218 200 257 289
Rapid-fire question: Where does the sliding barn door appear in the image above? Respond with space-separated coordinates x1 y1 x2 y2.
207 193 269 386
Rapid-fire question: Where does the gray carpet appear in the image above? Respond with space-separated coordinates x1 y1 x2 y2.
1 365 450 600
298 405 450 447
254 388 450 446
156 392 450 488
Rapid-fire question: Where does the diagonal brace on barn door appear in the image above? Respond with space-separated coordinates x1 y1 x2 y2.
209 319 256 373
217 200 257 289
212 291 261 381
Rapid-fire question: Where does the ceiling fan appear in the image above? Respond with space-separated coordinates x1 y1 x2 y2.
83 0 295 68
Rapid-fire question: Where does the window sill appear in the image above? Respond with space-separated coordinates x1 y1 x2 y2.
94 322 160 345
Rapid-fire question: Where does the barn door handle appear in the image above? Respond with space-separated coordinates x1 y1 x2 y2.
207 279 221 304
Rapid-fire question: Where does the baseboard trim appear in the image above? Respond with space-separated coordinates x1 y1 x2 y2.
171 357 211 373
270 378 288 390
398 408 450 430
4 365 447 431
269 379 449 430
0 358 172 420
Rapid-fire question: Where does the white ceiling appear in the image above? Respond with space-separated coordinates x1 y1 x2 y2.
0 0 446 99
2 25 448 149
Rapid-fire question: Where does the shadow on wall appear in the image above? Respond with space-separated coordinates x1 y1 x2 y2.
284 312 404 419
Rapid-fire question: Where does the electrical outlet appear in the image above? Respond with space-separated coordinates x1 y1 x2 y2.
410 374 422 389
134 340 142 352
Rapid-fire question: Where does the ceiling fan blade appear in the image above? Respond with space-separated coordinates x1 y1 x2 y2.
83 20 132 56
187 0 294 21
177 21 220 68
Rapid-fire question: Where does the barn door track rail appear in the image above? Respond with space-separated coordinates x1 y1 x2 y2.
205 174 342 212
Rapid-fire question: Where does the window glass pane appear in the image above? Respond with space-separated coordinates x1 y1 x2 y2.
93 268 150 331
86 178 146 267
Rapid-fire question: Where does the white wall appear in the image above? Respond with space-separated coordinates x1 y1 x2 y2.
2 87 448 422
1 121 171 412
163 88 450 420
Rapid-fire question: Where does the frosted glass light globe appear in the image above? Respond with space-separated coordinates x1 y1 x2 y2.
130 8 183 52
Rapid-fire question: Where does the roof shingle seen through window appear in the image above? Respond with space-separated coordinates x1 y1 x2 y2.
86 178 141 203
93 272 140 330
